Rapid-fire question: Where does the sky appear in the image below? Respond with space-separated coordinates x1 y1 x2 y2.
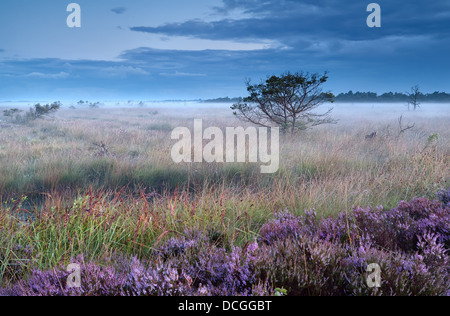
0 0 449 101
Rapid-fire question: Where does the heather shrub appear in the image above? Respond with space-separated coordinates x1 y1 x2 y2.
341 246 447 296
0 242 262 296
0 254 198 297
258 210 302 245
1 193 448 296
254 235 349 296
157 232 260 296
316 197 450 253
437 188 450 207
254 195 449 296
416 232 449 274
0 256 124 296
123 257 194 296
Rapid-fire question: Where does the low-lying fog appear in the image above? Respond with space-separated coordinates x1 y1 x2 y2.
1 101 449 122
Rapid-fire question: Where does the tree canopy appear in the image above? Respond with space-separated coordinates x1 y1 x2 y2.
231 72 335 134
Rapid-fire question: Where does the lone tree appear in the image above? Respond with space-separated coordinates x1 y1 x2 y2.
231 72 336 134
406 85 421 111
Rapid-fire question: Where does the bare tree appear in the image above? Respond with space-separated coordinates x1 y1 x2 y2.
231 72 336 134
406 85 421 111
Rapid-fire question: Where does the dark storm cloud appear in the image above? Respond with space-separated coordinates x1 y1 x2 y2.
131 0 450 43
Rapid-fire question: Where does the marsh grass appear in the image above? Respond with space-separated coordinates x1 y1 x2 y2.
0 185 271 285
0 104 449 286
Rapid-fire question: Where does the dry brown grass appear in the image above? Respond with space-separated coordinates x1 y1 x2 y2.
0 104 448 216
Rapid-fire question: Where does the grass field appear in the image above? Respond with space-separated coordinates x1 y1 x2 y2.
0 102 449 295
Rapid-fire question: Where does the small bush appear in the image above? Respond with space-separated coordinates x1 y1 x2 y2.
2 102 61 124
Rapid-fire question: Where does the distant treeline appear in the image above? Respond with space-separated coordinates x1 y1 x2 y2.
203 92 450 103
334 91 450 103
201 97 243 103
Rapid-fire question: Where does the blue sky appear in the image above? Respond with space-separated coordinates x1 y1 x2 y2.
0 0 449 101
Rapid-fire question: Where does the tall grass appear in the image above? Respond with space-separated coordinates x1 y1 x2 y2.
0 185 271 285
0 104 449 287
1 107 448 207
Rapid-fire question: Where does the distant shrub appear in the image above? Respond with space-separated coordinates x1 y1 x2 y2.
3 108 22 121
28 102 61 120
2 102 61 124
88 102 100 109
